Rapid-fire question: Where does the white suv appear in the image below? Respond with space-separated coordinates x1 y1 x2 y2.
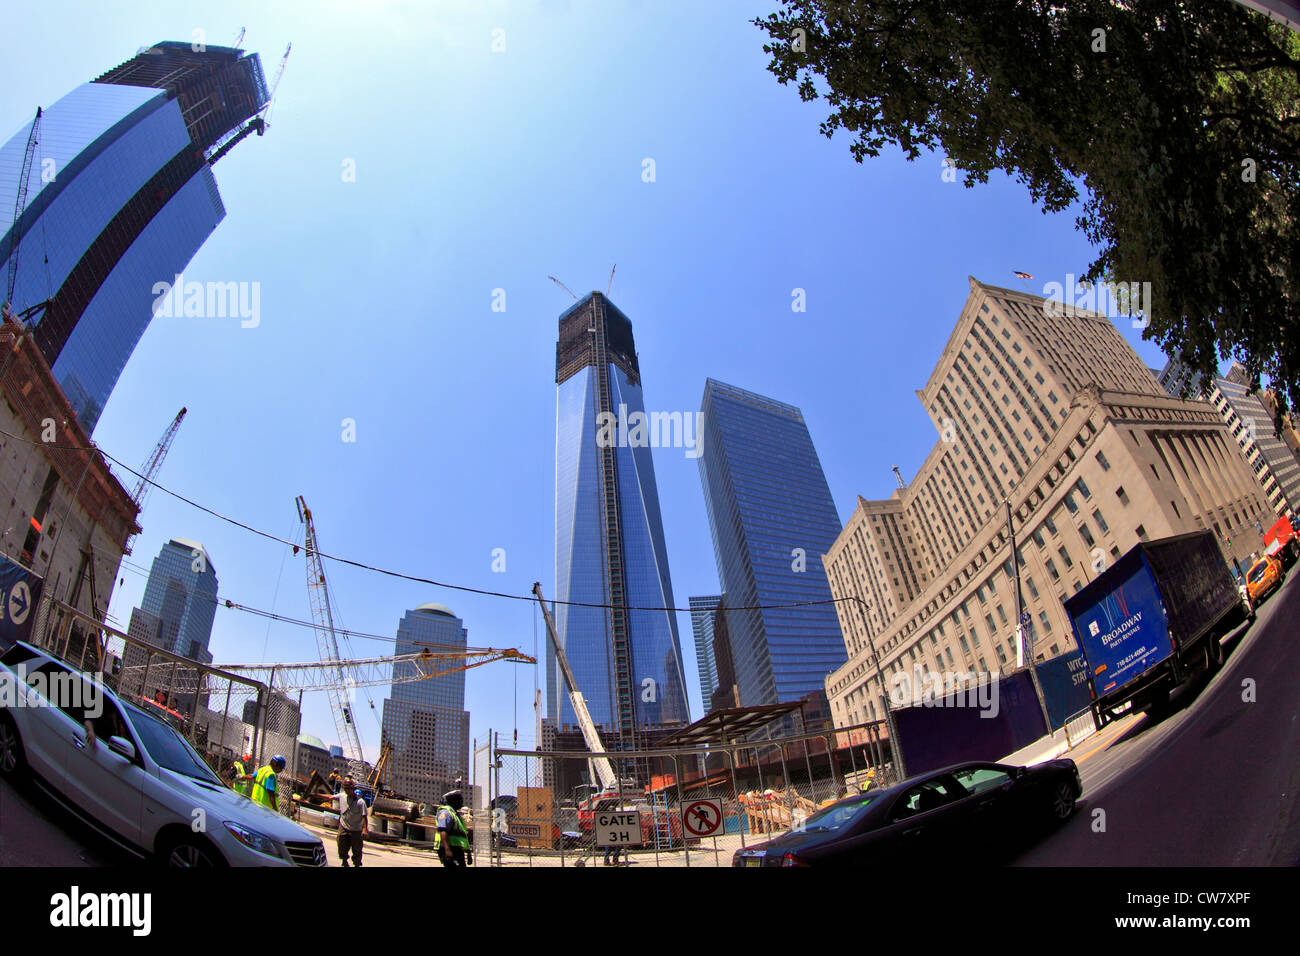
0 641 326 867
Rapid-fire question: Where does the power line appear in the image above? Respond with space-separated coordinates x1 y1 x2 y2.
1 426 852 615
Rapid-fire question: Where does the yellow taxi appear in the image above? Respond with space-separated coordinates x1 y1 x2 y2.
1246 554 1285 604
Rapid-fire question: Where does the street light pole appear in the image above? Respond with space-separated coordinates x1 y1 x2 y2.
1006 500 1052 733
846 573 905 783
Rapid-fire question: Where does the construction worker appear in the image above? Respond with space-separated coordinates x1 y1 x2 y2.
230 754 254 797
331 777 369 867
435 790 470 868
327 769 341 793
251 755 286 813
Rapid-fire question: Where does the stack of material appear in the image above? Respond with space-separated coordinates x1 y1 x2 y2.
738 789 817 833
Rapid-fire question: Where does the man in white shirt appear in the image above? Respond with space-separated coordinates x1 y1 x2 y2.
332 777 369 867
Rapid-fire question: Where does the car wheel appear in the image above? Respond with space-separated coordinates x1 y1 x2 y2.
1049 781 1077 821
0 713 25 777
161 836 226 868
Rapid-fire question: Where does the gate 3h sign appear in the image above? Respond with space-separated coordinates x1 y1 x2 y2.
0 554 43 647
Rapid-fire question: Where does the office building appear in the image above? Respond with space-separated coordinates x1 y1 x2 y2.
824 277 1273 732
688 594 721 718
379 604 471 806
696 379 846 713
126 537 218 663
1156 359 1300 514
0 318 139 633
0 41 269 430
550 292 689 746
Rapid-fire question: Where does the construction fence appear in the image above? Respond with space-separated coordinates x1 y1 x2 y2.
482 719 894 868
27 596 293 801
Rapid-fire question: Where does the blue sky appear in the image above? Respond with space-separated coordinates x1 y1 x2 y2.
3 0 1174 769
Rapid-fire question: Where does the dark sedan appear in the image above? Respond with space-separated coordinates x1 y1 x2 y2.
733 759 1082 867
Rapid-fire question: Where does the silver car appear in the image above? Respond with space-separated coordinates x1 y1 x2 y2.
0 641 326 867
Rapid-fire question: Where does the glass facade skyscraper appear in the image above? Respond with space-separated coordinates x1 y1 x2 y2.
126 537 219 664
0 41 268 430
551 292 689 744
697 379 846 709
688 594 721 718
379 604 471 807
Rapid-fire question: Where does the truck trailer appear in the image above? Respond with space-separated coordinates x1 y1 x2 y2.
1064 530 1253 723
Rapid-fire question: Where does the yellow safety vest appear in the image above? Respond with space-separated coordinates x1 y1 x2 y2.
434 806 470 850
251 765 278 812
231 761 251 796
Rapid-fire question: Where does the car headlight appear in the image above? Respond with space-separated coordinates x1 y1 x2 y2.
224 821 283 859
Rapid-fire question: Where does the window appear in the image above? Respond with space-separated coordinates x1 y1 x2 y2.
1076 477 1091 499
1048 391 1058 404
1039 611 1052 633
951 765 1013 795
996 605 1008 625
986 613 997 635
1079 523 1095 547
1136 524 1148 541
1035 372 1044 384
1058 547 1074 568
960 635 971 653
1116 486 1129 505
1027 576 1039 599
1032 529 1046 549
1045 558 1060 581
1063 491 1078 514
1045 515 1058 535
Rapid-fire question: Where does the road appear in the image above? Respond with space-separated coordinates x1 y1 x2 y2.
5 572 1298 867
1015 570 1300 865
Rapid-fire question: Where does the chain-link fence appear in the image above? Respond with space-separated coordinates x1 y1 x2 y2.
29 596 289 804
484 719 894 867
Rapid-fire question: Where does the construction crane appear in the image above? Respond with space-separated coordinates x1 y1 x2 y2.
232 27 245 48
892 465 907 490
130 408 186 512
206 42 291 166
296 495 367 780
532 582 616 792
2 108 43 324
606 264 616 296
209 642 535 692
548 275 579 301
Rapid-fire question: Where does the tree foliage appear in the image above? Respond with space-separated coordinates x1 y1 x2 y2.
755 1 1300 412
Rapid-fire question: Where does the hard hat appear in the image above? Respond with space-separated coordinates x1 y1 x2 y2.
271 755 286 768
243 754 252 762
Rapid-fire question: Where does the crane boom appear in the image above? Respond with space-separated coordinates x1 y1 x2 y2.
130 407 186 509
296 495 366 778
532 582 616 791
3 108 42 320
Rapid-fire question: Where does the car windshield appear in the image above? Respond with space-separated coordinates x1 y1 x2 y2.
799 795 879 831
123 703 221 784
1248 563 1269 583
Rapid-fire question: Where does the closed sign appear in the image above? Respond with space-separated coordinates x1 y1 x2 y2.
595 810 643 847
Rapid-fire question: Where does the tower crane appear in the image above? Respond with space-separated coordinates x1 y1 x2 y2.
532 582 616 792
2 107 50 326
130 407 186 513
206 42 292 167
296 495 368 780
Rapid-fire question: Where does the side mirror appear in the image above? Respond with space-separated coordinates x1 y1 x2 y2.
108 736 136 762
1014 767 1027 780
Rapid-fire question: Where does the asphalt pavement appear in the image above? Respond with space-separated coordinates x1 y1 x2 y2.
1014 571 1300 865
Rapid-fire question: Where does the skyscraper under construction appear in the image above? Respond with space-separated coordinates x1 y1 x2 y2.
0 41 269 430
550 292 689 748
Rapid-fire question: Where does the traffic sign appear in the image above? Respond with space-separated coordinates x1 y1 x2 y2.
595 809 643 847
681 799 723 837
0 554 42 646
